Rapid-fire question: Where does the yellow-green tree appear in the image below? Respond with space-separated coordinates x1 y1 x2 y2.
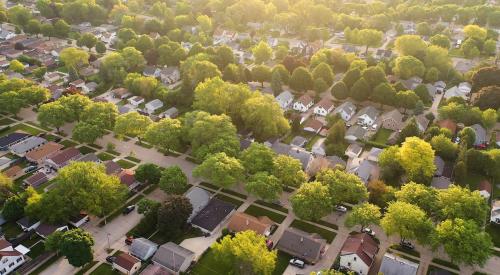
399 137 436 184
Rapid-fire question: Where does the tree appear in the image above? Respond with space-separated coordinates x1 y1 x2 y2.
289 67 313 92
396 91 420 112
414 84 431 104
482 108 497 130
54 19 70 38
395 182 438 216
431 135 458 160
399 137 436 184
78 33 97 51
271 155 307 188
196 14 212 33
193 152 245 188
3 195 25 222
434 218 492 266
342 68 361 89
271 70 283 96
290 181 333 221
483 39 496 56
157 195 192 235
144 118 183 152
325 120 347 156
72 122 104 144
37 102 67 132
331 81 349 100
241 94 290 141
59 47 89 70
80 102 118 130
212 230 277 275
214 45 234 69
124 73 158 99
472 86 500 110
46 229 94 267
252 65 271 87
381 201 434 244
372 82 395 107
159 166 188 195
272 64 290 84
40 23 54 38
8 5 32 27
0 173 15 201
425 67 440 83
459 127 476 147
252 41 272 64
362 66 386 89
135 163 162 185
9 60 24 73
317 169 368 205
416 22 432 36
345 203 381 230
114 112 153 142
359 29 383 54
463 25 487 40
95 41 106 54
394 35 427 57
312 63 334 86
121 47 146 73
351 77 371 101
462 38 480 59
245 172 282 201
240 143 276 174
394 56 425 79
367 180 396 208
437 185 489 226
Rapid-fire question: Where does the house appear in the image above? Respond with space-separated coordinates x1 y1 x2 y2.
443 82 472 100
0 157 11 170
105 160 122 175
0 239 26 275
185 187 211 222
400 76 422 90
227 212 274 236
16 217 40 232
45 147 82 170
414 115 430 133
25 142 64 165
143 66 161 78
293 95 314 112
160 67 180 85
491 200 500 224
119 169 141 190
340 233 379 275
43 71 63 83
303 119 323 134
112 88 131 99
10 136 47 157
276 227 327 264
3 165 23 179
275 90 294 110
312 138 326 157
23 172 48 188
0 133 30 151
437 119 457 134
69 79 85 89
35 223 68 239
139 265 170 275
77 153 101 163
356 106 380 127
159 107 178 119
69 212 89 228
367 147 383 162
190 198 235 234
152 243 195 274
83 82 98 94
351 160 374 184
470 124 487 146
130 238 158 261
334 101 356 121
313 98 334 116
271 141 292 156
479 180 492 200
145 99 164 115
345 125 367 143
380 109 404 131
212 28 237 45
425 83 437 98
113 253 142 275
288 148 313 171
128 96 145 107
379 253 419 275
434 156 446 177
290 136 307 148
345 144 363 159
434 81 446 93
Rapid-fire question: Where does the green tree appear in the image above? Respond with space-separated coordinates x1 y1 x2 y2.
290 181 333 221
317 169 368 205
240 143 276 174
431 135 458 160
8 5 32 27
3 195 25 222
46 229 94 267
312 62 334 86
367 180 396 209
396 90 420 112
193 152 245 188
114 111 153 142
214 45 235 69
459 127 476 147
362 66 386 89
271 70 283 96
157 195 192 235
80 102 118 130
159 166 188 195
252 65 272 87
482 109 497 130
241 94 290 141
372 82 396 107
135 163 162 185
144 118 183 152
394 56 425 79
271 155 307 188
351 77 371 101
9 60 24 73
331 81 349 100
37 101 67 132
272 64 290 84
72 122 104 144
394 35 427 57
463 25 487 40
462 38 480 59
395 182 438 216
341 68 361 89
54 19 70 38
252 41 272 64
95 41 106 54
59 47 89 70
289 67 313 92
399 137 436 184
212 230 277 275
345 203 381 230
437 185 489 225
78 33 97 51
430 34 451 49
245 172 282 201
381 201 434 244
359 29 383 55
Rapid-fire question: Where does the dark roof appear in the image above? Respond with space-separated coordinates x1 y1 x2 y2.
114 253 140 271
341 233 378 267
276 227 326 263
152 242 195 272
0 132 30 148
35 223 65 237
48 147 81 166
17 217 38 228
105 160 122 175
240 139 252 151
0 239 12 250
24 172 48 188
191 198 235 232
69 212 88 224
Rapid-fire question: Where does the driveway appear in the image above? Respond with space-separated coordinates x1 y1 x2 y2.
429 92 444 118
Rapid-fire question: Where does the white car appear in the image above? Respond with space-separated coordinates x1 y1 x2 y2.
289 258 305 269
335 205 347 212
362 227 375 236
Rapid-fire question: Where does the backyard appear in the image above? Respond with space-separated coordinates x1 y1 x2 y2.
371 128 392 144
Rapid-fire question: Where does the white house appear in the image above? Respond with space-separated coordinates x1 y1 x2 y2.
443 82 472 100
293 95 314 113
340 233 379 275
145 99 164 115
313 98 334 116
82 82 98 94
113 253 141 275
356 106 380 127
275 90 294 110
0 239 26 275
128 96 145 107
160 67 180 85
333 101 356 121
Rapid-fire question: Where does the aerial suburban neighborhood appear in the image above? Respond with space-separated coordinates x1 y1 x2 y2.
0 0 499 274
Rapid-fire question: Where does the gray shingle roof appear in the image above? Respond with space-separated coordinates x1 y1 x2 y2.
276 227 326 263
379 253 419 275
130 238 158 260
152 242 194 272
185 187 211 221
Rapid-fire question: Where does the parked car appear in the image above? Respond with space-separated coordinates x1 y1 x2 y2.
400 240 415 250
123 205 135 214
362 227 375 236
106 256 116 263
24 165 38 173
289 258 305 269
335 205 347 213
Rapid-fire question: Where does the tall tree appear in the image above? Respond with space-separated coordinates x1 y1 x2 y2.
157 195 192 236
193 152 245 188
37 102 67 133
290 181 333 221
272 155 307 188
399 137 436 184
252 41 272 64
241 94 290 141
436 185 489 226
245 172 282 201
240 143 276 174
135 163 162 185
395 182 438 216
381 201 434 244
45 229 94 267
159 166 188 195
144 118 183 152
359 29 383 55
317 169 368 205
114 112 153 142
289 67 313 92
345 203 381 230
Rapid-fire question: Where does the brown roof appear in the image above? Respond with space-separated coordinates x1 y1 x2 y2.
25 142 64 162
304 119 323 131
114 253 140 271
227 212 273 235
341 233 379 267
4 165 22 178
0 239 12 250
297 94 313 106
479 180 492 194
112 87 129 96
105 160 122 175
24 172 48 187
119 169 136 187
437 119 457 134
0 250 22 258
48 147 81 166
316 98 334 110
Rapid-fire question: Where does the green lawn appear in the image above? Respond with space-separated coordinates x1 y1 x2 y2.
25 121 52 131
22 235 42 248
4 123 44 135
90 263 120 275
75 261 99 275
455 172 488 193
390 244 421 257
427 265 459 275
106 149 121 156
60 139 78 148
135 141 153 149
117 159 135 169
190 249 234 275
371 128 393 144
486 224 500 247
97 152 115 161
44 134 60 142
314 219 339 230
214 194 244 207
199 182 220 190
149 226 203 245
27 241 45 259
78 146 96 154
2 221 23 239
255 200 289 214
289 219 336 242
244 205 287 224
0 118 15 126
125 156 141 163
273 251 292 275
305 135 321 151
221 188 247 199
432 258 459 271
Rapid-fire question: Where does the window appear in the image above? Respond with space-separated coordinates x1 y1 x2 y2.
8 262 14 268
1 259 6 264
16 257 22 263
353 257 357 261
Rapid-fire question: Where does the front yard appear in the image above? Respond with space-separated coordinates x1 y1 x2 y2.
90 263 120 275
371 128 392 145
244 205 287 224
289 219 336 242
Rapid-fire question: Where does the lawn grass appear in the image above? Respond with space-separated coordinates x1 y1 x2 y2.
273 251 292 275
106 149 120 156
30 254 62 275
27 241 45 259
221 188 247 199
214 194 244 207
5 123 43 135
78 146 96 154
427 265 459 275
371 128 392 144
305 135 321 151
432 258 460 270
2 221 23 239
315 219 339 230
0 117 15 126
44 134 60 142
89 143 103 149
125 156 141 163
60 139 78 148
75 261 99 275
190 248 234 275
25 121 52 131
390 244 421 257
255 200 289 214
199 182 220 190
492 249 500 257
486 224 500 248
97 152 115 161
143 185 158 195
149 226 203 245
116 159 135 169
135 141 153 149
244 205 287 223
290 219 336 242
455 172 488 192
22 235 42 248
89 263 120 275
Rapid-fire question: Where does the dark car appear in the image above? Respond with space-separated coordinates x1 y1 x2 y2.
123 205 135 214
400 240 415 250
106 256 116 263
